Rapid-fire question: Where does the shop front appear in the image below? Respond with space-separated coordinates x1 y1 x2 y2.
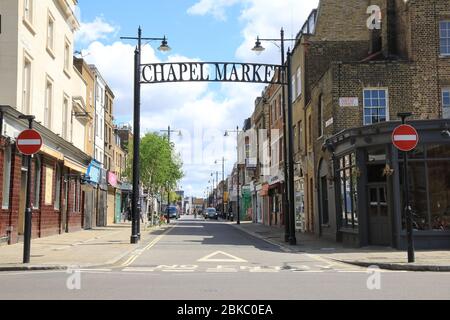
268 174 284 228
323 120 450 249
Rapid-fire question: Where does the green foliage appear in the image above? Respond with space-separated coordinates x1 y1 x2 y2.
125 133 184 196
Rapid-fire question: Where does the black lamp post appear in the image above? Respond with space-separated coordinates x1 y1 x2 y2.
225 126 242 224
252 28 297 245
120 27 171 244
19 115 35 263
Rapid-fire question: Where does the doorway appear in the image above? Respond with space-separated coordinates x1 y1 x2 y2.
368 184 390 246
61 177 69 233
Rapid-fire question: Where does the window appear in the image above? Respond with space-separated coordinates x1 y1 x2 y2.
46 14 55 53
399 144 450 231
338 153 358 228
297 121 302 152
22 57 31 114
44 78 53 128
62 95 69 139
363 89 388 125
442 88 450 119
54 164 61 210
2 146 12 209
64 39 71 74
440 21 450 56
33 155 41 209
318 94 324 137
291 75 296 102
296 67 302 98
24 0 33 24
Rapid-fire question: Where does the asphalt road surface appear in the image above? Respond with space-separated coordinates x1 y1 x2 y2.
1 215 449 300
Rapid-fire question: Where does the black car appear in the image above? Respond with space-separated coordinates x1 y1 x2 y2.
166 206 179 219
205 208 218 220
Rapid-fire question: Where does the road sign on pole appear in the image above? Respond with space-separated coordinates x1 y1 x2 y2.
17 117 38 264
392 124 419 152
16 129 42 155
393 116 417 263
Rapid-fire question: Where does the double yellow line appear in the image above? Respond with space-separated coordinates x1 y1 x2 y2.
121 226 173 267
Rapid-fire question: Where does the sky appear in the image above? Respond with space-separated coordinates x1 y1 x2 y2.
75 0 319 198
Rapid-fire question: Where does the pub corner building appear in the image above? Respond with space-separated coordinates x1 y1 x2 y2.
316 119 450 250
0 105 100 245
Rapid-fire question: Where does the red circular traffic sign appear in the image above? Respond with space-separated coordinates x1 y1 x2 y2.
16 129 43 155
392 124 419 152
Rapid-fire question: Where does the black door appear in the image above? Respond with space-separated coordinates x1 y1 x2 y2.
368 185 390 246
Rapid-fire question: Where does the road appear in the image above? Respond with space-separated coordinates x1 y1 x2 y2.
0 215 449 300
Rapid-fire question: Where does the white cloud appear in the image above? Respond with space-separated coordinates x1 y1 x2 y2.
187 0 242 21
75 17 118 44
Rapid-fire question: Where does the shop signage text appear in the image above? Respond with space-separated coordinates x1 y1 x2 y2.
141 62 286 85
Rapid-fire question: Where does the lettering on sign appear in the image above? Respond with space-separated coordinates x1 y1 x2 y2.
339 97 359 107
140 62 286 85
325 118 334 128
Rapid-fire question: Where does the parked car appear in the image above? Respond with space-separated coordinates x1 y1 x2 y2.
165 206 179 219
205 208 218 220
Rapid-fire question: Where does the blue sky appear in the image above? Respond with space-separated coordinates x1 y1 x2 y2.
76 0 319 198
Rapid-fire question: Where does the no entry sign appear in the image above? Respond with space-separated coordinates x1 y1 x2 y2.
17 129 43 155
392 124 419 152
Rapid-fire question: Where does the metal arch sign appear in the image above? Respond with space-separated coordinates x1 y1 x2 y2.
140 62 286 85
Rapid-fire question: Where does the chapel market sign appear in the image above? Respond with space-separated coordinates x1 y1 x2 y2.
140 62 287 85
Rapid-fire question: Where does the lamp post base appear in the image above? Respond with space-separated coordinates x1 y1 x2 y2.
289 237 297 246
130 235 139 244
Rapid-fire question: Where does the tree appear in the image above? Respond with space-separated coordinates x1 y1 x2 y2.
125 132 184 213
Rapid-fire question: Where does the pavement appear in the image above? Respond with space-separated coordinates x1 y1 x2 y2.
0 218 449 273
0 222 167 271
230 221 450 272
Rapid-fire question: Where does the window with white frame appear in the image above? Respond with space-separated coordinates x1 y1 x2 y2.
44 78 53 128
443 88 450 119
62 95 69 139
24 0 33 24
46 13 55 53
440 21 450 56
64 39 71 74
291 75 296 102
22 57 32 114
2 146 12 209
296 67 302 98
363 89 388 125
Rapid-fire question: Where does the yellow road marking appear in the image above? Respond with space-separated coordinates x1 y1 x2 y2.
121 226 173 267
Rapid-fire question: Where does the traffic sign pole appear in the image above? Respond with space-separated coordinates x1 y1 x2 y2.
18 115 37 264
396 113 415 263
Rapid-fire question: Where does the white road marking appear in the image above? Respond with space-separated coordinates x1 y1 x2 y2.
197 251 248 263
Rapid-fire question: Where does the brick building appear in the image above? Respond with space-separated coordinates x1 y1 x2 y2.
291 0 450 248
